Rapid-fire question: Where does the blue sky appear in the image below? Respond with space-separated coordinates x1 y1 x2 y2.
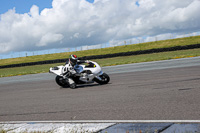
0 0 52 14
0 0 93 14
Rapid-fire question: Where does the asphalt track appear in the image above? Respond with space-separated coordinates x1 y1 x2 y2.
0 57 200 121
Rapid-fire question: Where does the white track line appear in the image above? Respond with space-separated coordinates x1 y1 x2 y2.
1 120 200 124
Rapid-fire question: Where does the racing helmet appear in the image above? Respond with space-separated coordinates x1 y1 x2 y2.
69 54 78 65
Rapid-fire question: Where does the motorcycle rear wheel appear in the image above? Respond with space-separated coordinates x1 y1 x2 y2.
55 75 68 87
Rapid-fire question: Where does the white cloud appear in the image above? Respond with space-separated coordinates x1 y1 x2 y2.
0 0 200 54
37 33 64 46
139 0 155 10
30 5 39 18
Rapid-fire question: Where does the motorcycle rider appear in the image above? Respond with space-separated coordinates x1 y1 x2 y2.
68 54 88 66
68 54 96 68
66 54 94 88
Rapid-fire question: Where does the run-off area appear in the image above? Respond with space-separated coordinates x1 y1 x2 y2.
0 122 200 133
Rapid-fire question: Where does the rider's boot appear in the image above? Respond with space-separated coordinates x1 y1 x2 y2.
70 83 76 89
68 78 76 89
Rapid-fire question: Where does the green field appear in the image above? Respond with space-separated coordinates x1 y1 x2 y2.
0 48 200 77
0 35 200 66
0 36 200 77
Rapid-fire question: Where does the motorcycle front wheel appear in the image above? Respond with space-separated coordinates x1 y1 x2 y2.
95 73 110 85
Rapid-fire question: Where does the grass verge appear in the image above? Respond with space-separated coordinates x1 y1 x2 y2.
0 48 200 78
0 36 200 66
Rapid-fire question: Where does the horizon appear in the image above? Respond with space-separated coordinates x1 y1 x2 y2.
1 33 199 60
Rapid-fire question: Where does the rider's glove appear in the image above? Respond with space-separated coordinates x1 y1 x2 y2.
68 66 76 74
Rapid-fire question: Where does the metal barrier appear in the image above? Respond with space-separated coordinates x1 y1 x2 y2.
0 43 200 69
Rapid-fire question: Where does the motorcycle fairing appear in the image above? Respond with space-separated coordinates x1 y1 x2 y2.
49 65 63 75
49 61 104 83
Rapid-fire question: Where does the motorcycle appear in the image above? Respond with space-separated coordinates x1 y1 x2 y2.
49 60 110 89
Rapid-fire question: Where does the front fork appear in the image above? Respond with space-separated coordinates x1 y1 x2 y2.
95 71 103 81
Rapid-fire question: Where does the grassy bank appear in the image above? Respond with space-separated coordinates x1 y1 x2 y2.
1 48 200 77
0 36 200 66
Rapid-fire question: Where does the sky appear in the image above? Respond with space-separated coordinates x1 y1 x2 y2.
0 0 52 14
0 0 200 58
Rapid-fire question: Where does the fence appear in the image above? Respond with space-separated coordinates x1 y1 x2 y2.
0 32 200 60
1 43 200 69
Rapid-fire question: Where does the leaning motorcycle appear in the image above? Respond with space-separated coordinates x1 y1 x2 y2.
49 60 110 89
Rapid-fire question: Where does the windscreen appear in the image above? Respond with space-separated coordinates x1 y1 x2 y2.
74 65 83 73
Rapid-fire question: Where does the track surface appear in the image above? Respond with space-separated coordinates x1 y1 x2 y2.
0 57 200 121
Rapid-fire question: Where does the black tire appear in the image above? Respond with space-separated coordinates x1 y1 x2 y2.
95 73 110 85
55 76 68 87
